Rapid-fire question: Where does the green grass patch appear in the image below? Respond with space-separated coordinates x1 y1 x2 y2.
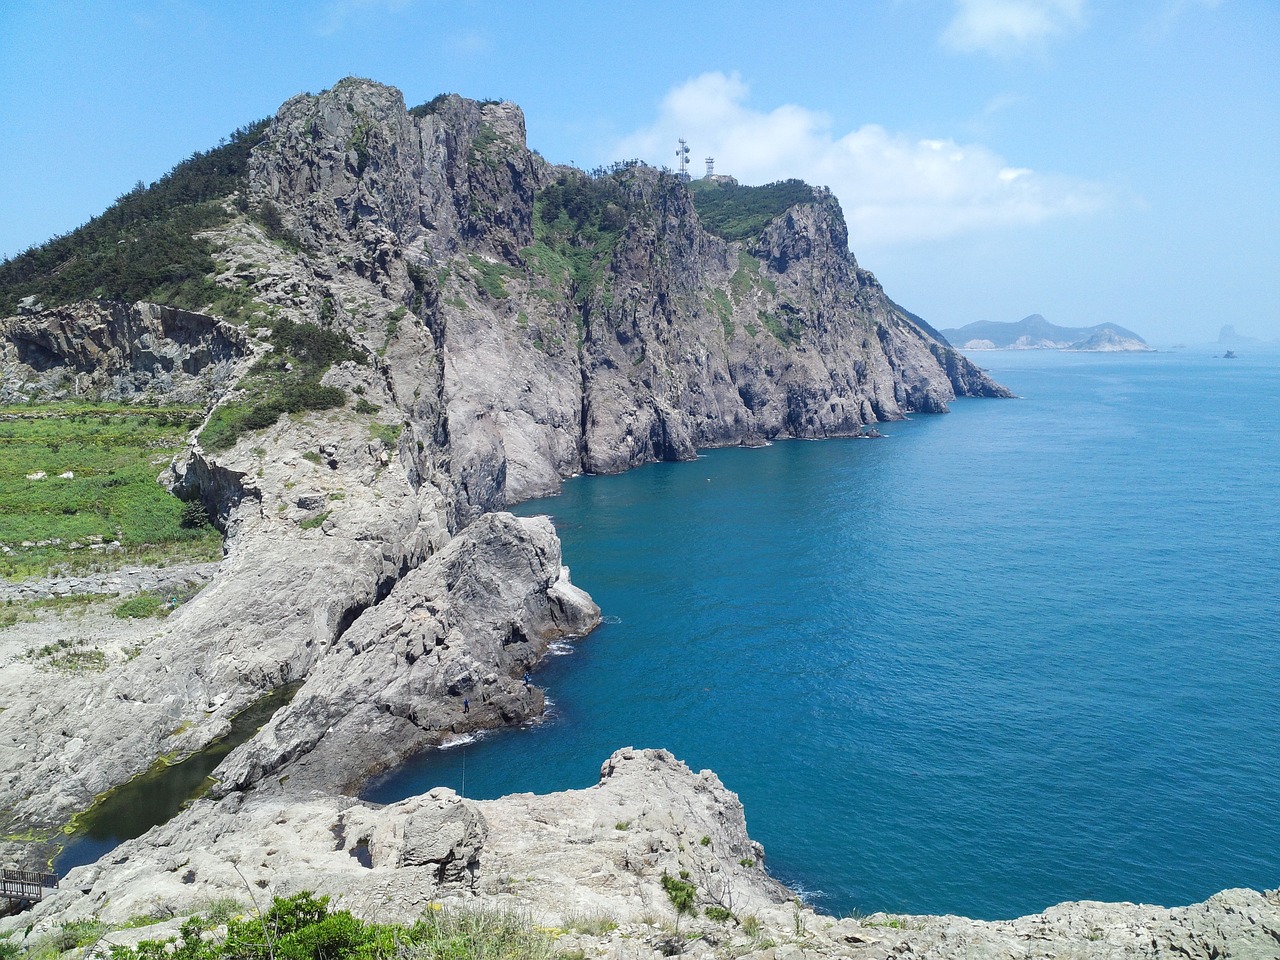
369 423 401 447
709 288 733 339
467 254 516 300
0 404 221 580
730 250 763 303
113 582 203 619
759 310 799 345
113 593 165 619
30 636 109 672
299 511 330 530
526 169 634 308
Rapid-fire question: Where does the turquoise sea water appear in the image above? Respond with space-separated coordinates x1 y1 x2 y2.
363 348 1280 921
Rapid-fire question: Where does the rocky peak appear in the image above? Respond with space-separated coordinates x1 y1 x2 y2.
752 190 853 277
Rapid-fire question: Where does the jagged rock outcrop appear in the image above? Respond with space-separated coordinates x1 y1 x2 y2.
0 300 249 403
6 749 1278 959
1 75 1276 960
211 512 599 795
7 750 787 931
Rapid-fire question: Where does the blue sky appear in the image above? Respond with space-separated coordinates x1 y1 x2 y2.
1 0 1276 344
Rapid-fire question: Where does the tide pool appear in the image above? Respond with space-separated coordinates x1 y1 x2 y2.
364 348 1280 921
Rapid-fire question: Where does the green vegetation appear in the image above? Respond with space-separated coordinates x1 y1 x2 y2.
686 177 815 242
527 166 637 307
18 918 107 960
729 250 761 303
113 593 164 619
468 254 517 300
561 909 618 937
114 581 203 619
759 310 799 346
0 121 269 317
708 289 734 340
660 870 698 931
408 94 453 118
347 120 372 177
0 404 221 580
86 892 559 960
369 422 401 447
30 636 108 672
299 511 330 530
704 906 733 923
199 318 365 452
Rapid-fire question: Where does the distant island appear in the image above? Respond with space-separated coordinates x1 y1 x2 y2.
941 314 1154 352
1217 324 1277 348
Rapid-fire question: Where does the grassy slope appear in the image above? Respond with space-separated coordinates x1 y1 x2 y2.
0 405 221 580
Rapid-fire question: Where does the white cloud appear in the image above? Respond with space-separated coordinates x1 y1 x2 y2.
316 0 411 37
941 0 1086 57
612 72 1108 249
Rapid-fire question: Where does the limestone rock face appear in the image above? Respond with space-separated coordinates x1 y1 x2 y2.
6 749 788 930
6 749 1278 960
247 78 1009 511
0 300 248 403
371 787 487 888
210 512 599 795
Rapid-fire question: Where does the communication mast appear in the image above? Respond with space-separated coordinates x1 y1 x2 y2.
676 138 691 181
705 156 715 177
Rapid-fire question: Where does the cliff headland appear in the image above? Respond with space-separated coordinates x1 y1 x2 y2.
2 78 1274 958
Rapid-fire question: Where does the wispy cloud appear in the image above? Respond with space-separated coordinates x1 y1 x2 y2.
941 0 1086 57
1145 0 1226 41
612 72 1108 249
316 0 411 37
445 30 491 56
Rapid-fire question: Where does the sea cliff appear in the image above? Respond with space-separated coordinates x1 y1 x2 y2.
3 78 1272 958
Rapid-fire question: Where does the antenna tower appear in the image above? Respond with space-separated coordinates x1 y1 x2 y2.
676 138 691 181
705 156 715 177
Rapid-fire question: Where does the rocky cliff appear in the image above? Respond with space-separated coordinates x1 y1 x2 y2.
0 75 1274 959
41 76 1272 953
0 76 1008 839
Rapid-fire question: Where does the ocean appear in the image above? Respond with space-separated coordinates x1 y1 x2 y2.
368 346 1280 920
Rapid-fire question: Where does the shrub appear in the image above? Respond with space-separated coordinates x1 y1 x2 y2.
660 870 698 930
179 499 211 529
105 893 558 960
114 594 164 619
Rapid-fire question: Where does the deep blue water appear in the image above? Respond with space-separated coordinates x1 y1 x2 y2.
364 348 1280 921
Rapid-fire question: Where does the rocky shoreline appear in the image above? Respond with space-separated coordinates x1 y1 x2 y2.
1 77 1274 957
6 748 1279 958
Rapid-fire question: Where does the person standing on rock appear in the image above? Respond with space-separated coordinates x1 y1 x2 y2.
463 698 470 714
